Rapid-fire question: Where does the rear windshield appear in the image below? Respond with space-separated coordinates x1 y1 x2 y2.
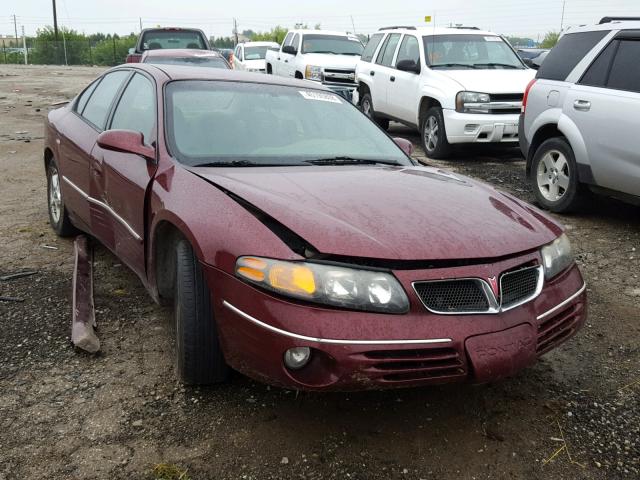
141 30 207 51
423 34 524 69
301 35 364 55
144 56 228 68
165 81 410 167
244 46 271 60
536 30 609 81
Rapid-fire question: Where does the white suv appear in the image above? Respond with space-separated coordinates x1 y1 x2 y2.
356 26 535 158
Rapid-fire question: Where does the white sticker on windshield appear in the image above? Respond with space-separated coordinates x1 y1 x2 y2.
299 90 342 103
484 36 502 42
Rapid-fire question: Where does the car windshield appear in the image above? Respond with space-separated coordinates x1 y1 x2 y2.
424 34 524 69
141 30 207 50
301 35 364 55
145 56 228 68
165 81 411 167
244 46 271 60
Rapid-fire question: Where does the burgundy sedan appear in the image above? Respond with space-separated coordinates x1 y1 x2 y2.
44 64 586 389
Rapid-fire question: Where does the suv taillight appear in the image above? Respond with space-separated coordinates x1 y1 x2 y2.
522 78 537 114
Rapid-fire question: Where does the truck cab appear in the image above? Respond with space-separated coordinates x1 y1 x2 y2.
265 29 363 101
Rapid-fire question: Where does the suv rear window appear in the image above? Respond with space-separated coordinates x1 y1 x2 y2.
536 30 609 81
361 33 384 62
607 39 640 93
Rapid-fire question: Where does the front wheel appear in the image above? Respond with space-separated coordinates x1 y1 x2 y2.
174 239 229 385
421 107 451 159
46 159 77 237
530 137 586 213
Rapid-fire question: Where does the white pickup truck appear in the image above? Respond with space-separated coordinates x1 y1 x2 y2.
356 26 535 158
265 29 364 101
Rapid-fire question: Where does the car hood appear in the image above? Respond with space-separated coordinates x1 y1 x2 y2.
438 68 535 93
303 53 360 69
189 165 561 261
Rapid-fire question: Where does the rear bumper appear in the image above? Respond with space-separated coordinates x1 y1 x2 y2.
205 263 587 391
443 109 520 144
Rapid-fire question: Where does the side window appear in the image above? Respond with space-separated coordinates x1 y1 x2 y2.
109 73 156 144
607 40 640 93
395 35 420 66
291 34 300 51
283 32 294 47
376 33 401 66
81 70 130 129
579 40 618 87
536 30 609 81
75 79 99 115
361 33 384 62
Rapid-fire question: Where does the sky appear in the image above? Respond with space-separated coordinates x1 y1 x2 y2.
2 0 638 40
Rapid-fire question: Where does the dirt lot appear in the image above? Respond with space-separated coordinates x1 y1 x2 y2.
1 65 638 480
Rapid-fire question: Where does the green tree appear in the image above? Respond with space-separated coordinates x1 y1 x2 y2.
30 26 90 65
211 36 235 48
540 31 560 48
91 33 137 65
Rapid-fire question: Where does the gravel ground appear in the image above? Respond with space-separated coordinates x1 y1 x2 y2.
0 65 638 480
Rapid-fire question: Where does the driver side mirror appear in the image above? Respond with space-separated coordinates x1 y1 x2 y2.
396 59 420 74
393 137 414 156
97 130 155 160
282 45 297 55
522 57 537 69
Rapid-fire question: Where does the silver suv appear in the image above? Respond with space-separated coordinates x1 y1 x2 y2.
520 17 640 212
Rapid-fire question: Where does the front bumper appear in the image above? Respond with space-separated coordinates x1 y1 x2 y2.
204 257 587 391
443 109 520 144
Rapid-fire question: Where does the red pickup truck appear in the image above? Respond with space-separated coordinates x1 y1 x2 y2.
126 27 211 63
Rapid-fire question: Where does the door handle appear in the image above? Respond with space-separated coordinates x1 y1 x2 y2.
370 70 375 76
285 59 288 63
573 99 591 111
390 76 396 82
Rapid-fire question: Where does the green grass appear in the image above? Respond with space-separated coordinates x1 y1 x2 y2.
151 463 192 480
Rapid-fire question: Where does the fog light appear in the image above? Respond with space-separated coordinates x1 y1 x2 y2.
284 347 311 370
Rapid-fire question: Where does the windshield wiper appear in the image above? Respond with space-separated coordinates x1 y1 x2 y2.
308 50 336 54
430 63 477 69
191 160 304 168
474 63 522 69
304 156 400 166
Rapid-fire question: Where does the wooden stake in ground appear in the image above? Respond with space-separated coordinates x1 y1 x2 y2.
71 235 100 353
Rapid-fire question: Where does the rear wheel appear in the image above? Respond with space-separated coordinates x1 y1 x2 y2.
46 158 77 237
421 107 451 159
360 92 389 130
174 239 229 385
530 137 586 213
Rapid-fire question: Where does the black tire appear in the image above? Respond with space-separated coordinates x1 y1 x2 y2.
360 92 389 130
266 64 272 74
46 158 77 237
421 107 451 159
529 137 586 213
174 239 229 385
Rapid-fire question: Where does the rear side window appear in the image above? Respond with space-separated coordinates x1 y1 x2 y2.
537 30 609 81
283 33 294 46
75 80 99 114
291 34 300 51
376 33 401 67
579 41 617 87
361 33 384 62
81 70 130 129
396 35 420 66
607 40 640 93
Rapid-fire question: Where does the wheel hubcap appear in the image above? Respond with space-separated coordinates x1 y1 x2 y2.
536 150 570 202
49 168 62 223
362 99 372 117
424 115 439 152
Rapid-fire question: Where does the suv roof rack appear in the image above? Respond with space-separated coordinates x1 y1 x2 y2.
599 16 640 24
449 26 480 30
378 26 416 31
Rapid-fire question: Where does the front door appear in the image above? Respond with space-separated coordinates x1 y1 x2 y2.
371 33 401 115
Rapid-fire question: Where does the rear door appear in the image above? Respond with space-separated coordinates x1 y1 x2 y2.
371 33 401 115
90 72 158 278
567 33 640 196
386 34 422 124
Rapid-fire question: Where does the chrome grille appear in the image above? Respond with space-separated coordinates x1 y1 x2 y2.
413 279 490 313
500 265 542 309
323 68 357 86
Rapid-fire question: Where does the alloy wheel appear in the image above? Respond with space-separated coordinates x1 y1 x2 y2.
536 149 570 202
49 167 62 224
424 115 439 153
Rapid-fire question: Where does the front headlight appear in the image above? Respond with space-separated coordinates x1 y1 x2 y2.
540 234 574 279
455 91 491 113
235 256 409 314
305 65 323 82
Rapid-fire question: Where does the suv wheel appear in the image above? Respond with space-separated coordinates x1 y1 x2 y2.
421 107 451 159
530 137 585 213
360 92 389 130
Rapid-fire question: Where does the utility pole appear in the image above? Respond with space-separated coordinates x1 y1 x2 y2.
21 25 27 64
139 17 143 32
233 18 239 46
560 0 566 31
350 15 357 35
13 14 18 47
52 0 59 40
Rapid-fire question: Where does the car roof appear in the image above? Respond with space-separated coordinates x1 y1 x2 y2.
241 41 280 47
110 63 333 90
376 26 500 36
564 20 640 34
143 49 221 58
290 29 357 37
